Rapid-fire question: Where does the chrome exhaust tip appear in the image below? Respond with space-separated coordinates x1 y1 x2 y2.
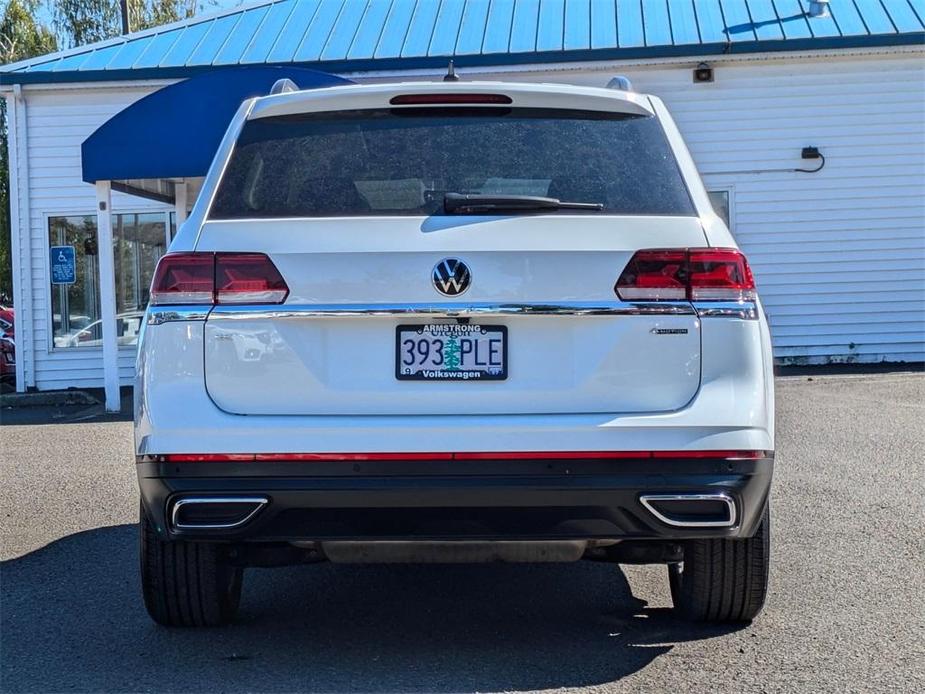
639 493 737 528
169 496 268 531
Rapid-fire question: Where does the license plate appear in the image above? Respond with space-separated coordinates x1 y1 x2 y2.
396 324 507 381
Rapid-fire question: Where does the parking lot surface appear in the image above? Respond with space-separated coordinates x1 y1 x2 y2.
1 373 923 693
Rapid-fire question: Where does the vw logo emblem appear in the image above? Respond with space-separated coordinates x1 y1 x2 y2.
432 258 471 297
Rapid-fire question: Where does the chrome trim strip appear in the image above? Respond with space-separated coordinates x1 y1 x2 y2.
170 496 268 531
147 306 211 325
693 301 758 320
639 493 738 528
150 301 756 321
207 301 696 320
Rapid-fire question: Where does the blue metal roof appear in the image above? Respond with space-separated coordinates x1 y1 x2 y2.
3 0 924 85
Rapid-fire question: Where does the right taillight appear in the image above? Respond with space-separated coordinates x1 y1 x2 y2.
687 249 756 301
150 253 289 306
615 248 755 302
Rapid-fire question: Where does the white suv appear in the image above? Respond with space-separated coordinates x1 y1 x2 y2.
135 79 774 627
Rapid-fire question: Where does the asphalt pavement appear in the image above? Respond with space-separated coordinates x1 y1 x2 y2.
1 372 923 692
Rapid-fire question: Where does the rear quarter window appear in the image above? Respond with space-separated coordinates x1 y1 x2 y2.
210 107 695 219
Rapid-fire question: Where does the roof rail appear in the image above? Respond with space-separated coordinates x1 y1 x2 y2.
605 76 633 92
269 78 299 95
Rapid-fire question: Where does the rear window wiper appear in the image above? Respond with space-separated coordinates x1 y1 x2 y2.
444 193 604 214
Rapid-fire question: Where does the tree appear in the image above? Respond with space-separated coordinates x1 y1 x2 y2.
133 0 198 32
443 337 461 372
52 1 198 48
0 0 57 303
50 0 118 46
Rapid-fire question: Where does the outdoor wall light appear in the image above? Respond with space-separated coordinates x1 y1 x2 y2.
693 63 714 83
797 146 826 173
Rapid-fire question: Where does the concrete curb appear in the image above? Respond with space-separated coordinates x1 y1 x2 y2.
0 390 99 408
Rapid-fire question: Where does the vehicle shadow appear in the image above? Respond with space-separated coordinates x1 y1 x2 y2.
1 525 741 692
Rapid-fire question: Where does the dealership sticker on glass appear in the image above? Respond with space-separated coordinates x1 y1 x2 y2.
50 245 77 285
396 324 507 381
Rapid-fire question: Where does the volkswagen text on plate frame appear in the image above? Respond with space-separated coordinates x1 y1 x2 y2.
134 80 775 627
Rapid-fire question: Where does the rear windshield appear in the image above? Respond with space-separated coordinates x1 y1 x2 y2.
210 107 695 219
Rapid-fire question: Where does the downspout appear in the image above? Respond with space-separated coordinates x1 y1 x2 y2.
7 85 35 391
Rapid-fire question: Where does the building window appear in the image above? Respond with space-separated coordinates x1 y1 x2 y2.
49 216 98 349
707 189 732 229
49 213 167 349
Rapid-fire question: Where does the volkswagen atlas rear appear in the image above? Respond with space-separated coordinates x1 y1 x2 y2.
135 80 774 627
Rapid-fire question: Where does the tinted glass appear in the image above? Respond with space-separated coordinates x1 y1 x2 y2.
210 108 695 219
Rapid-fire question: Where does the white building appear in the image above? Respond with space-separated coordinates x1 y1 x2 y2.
2 0 923 406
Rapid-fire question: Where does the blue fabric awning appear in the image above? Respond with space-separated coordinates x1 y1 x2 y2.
81 66 351 184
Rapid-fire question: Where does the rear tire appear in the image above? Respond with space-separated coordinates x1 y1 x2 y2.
669 504 770 623
139 503 243 627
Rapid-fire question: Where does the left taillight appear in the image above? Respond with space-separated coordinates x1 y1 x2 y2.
149 253 214 305
150 253 289 306
615 248 756 303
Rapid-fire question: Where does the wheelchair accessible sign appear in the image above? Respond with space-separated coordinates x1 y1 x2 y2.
50 245 76 285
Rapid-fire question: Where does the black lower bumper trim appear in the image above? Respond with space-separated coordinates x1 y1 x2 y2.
137 457 773 543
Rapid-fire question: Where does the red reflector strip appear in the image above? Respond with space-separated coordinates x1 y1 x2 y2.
454 451 644 460
162 451 768 462
389 93 513 105
253 452 454 461
651 450 766 460
164 454 257 462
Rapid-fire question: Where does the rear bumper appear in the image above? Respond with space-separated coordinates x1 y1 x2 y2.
135 316 776 456
138 455 773 543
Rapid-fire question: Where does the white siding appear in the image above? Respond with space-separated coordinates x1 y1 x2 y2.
662 57 924 365
12 50 925 390
18 86 170 390
485 52 925 365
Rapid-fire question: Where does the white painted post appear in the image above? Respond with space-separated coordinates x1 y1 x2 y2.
95 181 120 412
174 180 188 227
6 91 28 391
9 86 35 390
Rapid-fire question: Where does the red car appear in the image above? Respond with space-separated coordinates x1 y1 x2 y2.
0 307 12 337
0 307 15 391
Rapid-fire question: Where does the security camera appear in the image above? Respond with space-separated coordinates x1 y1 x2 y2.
693 63 714 83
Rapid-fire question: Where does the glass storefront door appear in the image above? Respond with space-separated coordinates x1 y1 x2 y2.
49 212 169 349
